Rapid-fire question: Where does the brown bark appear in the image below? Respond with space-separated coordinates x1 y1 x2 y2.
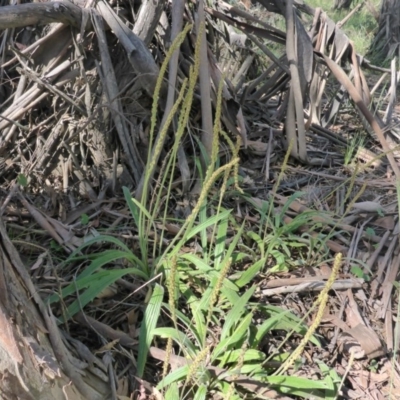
0 217 110 399
133 0 166 46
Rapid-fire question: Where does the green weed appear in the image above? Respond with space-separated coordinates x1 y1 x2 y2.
46 21 343 399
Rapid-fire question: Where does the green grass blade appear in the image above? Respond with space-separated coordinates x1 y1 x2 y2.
47 255 148 304
69 235 133 257
166 303 204 346
123 186 151 261
177 281 206 346
137 283 164 377
198 203 209 252
76 250 143 280
254 311 292 346
280 192 305 216
257 305 321 346
193 384 207 400
57 267 148 321
123 186 152 223
180 254 239 292
185 209 232 240
317 361 339 400
157 365 189 390
216 349 265 365
234 258 266 288
245 231 265 257
214 213 228 266
220 286 255 342
152 327 197 358
263 374 329 397
218 223 244 271
180 253 213 272
164 382 179 400
220 286 240 305
213 312 252 361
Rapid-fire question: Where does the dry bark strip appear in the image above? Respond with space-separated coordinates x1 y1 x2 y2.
320 55 400 181
0 0 159 98
0 1 86 29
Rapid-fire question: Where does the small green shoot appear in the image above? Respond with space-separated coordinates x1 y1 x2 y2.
80 213 89 225
17 173 28 187
350 265 370 281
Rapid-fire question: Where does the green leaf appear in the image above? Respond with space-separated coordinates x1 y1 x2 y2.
214 215 228 266
17 173 28 187
214 312 252 360
218 223 245 272
280 192 306 215
365 227 376 237
197 287 213 314
216 349 265 365
56 268 147 321
219 286 255 343
157 365 189 389
76 249 143 280
152 327 197 358
256 305 321 346
246 231 264 257
246 197 270 227
80 213 89 225
47 251 147 304
199 223 245 306
198 203 209 251
193 384 207 400
317 361 339 400
177 282 206 346
217 381 241 400
164 382 179 400
123 186 152 224
68 235 138 261
137 284 164 377
185 209 232 241
254 310 292 346
264 374 329 390
164 303 203 347
255 373 336 398
238 363 265 375
234 258 266 288
220 285 240 305
350 266 368 281
123 187 151 268
179 254 239 293
180 254 213 272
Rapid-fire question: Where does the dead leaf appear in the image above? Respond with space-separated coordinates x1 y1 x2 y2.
117 377 129 396
372 216 395 230
347 324 385 360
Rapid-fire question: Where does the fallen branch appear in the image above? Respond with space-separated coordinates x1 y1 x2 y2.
261 278 364 296
0 1 87 29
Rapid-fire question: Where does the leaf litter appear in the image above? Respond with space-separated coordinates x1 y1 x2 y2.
0 0 399 398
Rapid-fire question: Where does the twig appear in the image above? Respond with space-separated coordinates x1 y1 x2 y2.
261 278 363 296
